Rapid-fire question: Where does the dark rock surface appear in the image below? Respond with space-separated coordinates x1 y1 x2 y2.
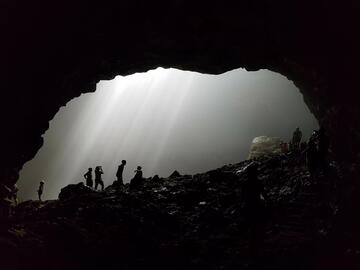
1 155 357 270
0 0 360 194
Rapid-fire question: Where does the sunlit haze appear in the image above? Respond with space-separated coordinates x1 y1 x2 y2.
18 68 318 200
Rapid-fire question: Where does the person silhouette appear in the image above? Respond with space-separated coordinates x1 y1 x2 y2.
84 168 93 188
37 181 45 201
130 166 143 189
292 127 302 152
94 166 104 191
116 160 127 185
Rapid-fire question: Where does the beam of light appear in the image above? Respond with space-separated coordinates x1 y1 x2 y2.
18 68 319 200
148 72 196 172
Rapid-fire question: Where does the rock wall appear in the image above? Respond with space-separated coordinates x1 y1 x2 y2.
1 0 359 189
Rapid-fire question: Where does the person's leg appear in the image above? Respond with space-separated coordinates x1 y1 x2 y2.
117 176 123 185
101 181 104 191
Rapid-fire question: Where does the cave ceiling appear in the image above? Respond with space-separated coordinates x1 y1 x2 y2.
1 0 359 185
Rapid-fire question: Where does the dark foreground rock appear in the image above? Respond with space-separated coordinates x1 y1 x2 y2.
0 155 357 270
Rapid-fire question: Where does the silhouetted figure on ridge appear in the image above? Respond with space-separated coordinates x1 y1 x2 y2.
292 127 302 152
130 166 143 189
37 181 45 201
241 162 269 265
84 168 93 188
95 166 104 191
116 160 126 185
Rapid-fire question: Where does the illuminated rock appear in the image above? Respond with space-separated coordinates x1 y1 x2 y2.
248 136 283 159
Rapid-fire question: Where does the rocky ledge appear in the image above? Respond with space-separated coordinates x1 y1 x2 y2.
0 154 355 270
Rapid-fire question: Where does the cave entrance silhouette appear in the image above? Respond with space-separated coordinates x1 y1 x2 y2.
17 68 318 200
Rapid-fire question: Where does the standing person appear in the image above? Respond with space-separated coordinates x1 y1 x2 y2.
37 181 45 201
292 127 302 152
84 168 93 188
94 166 104 191
130 166 143 189
116 160 127 185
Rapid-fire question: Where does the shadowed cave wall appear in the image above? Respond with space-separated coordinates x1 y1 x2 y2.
1 0 359 194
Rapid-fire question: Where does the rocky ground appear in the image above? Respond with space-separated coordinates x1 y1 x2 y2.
0 154 356 270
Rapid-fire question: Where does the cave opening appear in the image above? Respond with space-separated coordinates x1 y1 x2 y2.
17 68 318 201
1 2 359 269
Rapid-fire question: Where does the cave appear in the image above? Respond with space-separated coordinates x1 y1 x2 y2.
1 1 360 269
17 68 318 200
2 1 360 189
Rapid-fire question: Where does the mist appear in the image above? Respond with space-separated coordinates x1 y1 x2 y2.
18 68 318 200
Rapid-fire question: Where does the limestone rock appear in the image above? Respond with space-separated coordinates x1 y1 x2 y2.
248 136 283 159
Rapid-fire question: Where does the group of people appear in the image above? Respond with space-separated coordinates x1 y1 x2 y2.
28 127 332 211
83 166 105 191
280 127 330 177
290 127 330 175
280 127 306 154
241 126 331 265
1 126 331 267
83 160 144 191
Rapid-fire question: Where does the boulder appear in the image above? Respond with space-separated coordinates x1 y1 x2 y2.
248 136 283 159
169 170 181 178
58 182 96 201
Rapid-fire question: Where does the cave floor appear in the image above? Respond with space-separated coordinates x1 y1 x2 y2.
1 154 353 270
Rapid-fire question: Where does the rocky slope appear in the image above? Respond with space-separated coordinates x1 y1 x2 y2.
0 154 355 270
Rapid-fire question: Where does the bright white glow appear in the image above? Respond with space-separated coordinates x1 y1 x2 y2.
18 68 318 200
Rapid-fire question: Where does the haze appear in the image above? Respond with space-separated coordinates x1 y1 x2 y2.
18 68 318 200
